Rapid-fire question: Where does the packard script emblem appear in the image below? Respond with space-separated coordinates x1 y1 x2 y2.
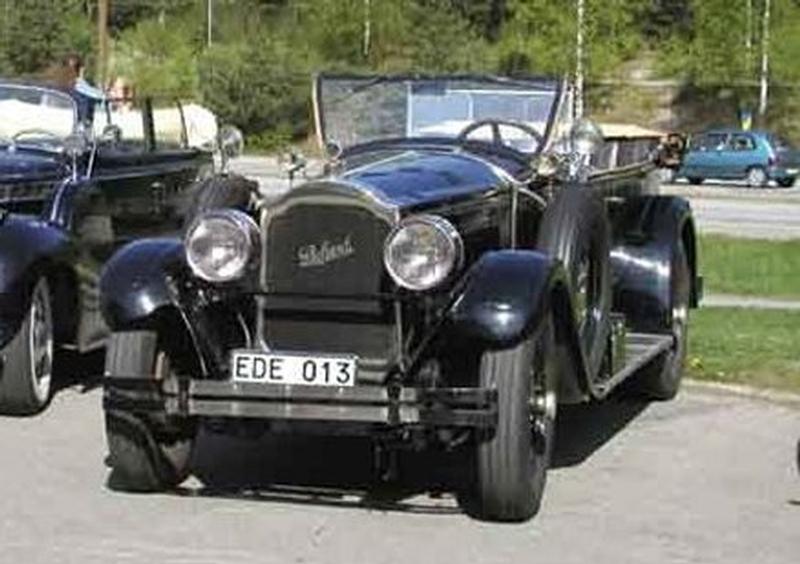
297 235 355 268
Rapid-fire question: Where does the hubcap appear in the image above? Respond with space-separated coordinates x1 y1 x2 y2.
529 341 557 454
748 168 766 187
28 279 53 404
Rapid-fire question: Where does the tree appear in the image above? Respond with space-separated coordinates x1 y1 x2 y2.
0 0 92 77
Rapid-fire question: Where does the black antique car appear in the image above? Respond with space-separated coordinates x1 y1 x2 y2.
0 80 249 415
100 74 700 522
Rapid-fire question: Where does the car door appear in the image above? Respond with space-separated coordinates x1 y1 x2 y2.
140 99 213 233
682 133 725 178
719 133 757 179
92 98 212 244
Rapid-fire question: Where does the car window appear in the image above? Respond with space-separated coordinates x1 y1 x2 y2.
151 102 188 150
690 133 727 151
729 134 755 151
94 97 147 152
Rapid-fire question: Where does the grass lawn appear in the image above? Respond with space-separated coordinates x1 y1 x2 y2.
687 307 800 393
699 235 800 299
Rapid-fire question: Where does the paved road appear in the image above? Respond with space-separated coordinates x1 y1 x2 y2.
231 157 800 240
1 372 797 564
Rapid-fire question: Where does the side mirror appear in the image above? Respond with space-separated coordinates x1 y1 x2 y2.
324 140 343 160
218 125 244 161
101 124 122 145
63 130 90 158
282 149 308 187
570 119 604 158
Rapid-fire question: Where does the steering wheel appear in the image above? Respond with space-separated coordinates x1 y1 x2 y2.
12 129 63 143
456 119 544 152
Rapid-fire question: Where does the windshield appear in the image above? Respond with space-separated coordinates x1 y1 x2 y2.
0 84 77 147
316 76 560 154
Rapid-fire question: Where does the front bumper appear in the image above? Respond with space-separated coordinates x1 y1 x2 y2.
104 377 497 429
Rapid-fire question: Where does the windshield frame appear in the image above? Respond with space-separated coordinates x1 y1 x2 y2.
313 73 564 158
0 81 79 150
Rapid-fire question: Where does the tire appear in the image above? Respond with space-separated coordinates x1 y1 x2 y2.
104 331 196 492
627 244 691 400
777 177 796 188
687 177 703 185
467 318 558 522
745 166 768 188
0 277 54 415
181 173 257 228
537 186 611 378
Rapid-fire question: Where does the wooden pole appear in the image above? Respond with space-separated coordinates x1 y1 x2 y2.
97 0 109 86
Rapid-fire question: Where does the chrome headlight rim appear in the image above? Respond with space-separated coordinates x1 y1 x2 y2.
383 214 464 291
184 209 260 283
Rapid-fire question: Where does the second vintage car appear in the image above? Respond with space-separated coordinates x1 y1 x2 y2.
100 74 700 522
0 80 251 415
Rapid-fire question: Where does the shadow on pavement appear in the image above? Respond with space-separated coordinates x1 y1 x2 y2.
551 397 649 468
186 396 649 515
53 348 105 395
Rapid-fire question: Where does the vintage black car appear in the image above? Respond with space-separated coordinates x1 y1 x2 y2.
101 74 701 522
0 80 249 415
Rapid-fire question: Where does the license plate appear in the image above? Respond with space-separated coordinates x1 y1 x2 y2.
230 350 357 387
787 168 799 175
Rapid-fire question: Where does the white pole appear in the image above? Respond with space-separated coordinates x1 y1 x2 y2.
207 0 213 46
575 0 585 119
363 0 371 57
746 0 753 75
759 0 770 117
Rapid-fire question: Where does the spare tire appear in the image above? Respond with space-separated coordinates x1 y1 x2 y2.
181 173 257 228
536 185 612 382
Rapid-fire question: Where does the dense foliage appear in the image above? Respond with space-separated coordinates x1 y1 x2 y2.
2 0 800 146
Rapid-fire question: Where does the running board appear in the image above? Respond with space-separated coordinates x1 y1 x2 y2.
596 332 674 398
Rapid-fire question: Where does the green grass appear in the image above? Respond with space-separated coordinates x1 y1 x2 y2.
699 235 800 299
688 308 800 393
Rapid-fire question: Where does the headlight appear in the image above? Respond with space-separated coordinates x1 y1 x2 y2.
383 215 463 291
185 209 260 282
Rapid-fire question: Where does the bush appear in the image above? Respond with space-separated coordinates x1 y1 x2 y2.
197 36 315 139
112 18 200 99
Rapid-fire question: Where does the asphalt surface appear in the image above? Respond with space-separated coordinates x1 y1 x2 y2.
231 157 800 240
0 365 798 564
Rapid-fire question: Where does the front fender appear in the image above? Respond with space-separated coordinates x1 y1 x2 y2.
439 250 588 402
444 250 566 349
99 238 186 330
0 215 71 347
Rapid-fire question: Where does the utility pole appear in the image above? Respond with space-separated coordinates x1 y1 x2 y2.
97 0 109 86
759 0 770 118
207 0 213 47
575 0 585 119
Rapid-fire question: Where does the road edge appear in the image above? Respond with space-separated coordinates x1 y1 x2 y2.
684 378 800 409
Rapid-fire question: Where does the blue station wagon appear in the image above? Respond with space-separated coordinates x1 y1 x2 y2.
678 129 800 188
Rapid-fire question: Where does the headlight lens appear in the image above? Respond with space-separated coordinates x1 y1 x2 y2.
185 209 260 282
383 215 463 291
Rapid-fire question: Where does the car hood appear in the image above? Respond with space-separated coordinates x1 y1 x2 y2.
337 150 507 209
0 149 65 183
